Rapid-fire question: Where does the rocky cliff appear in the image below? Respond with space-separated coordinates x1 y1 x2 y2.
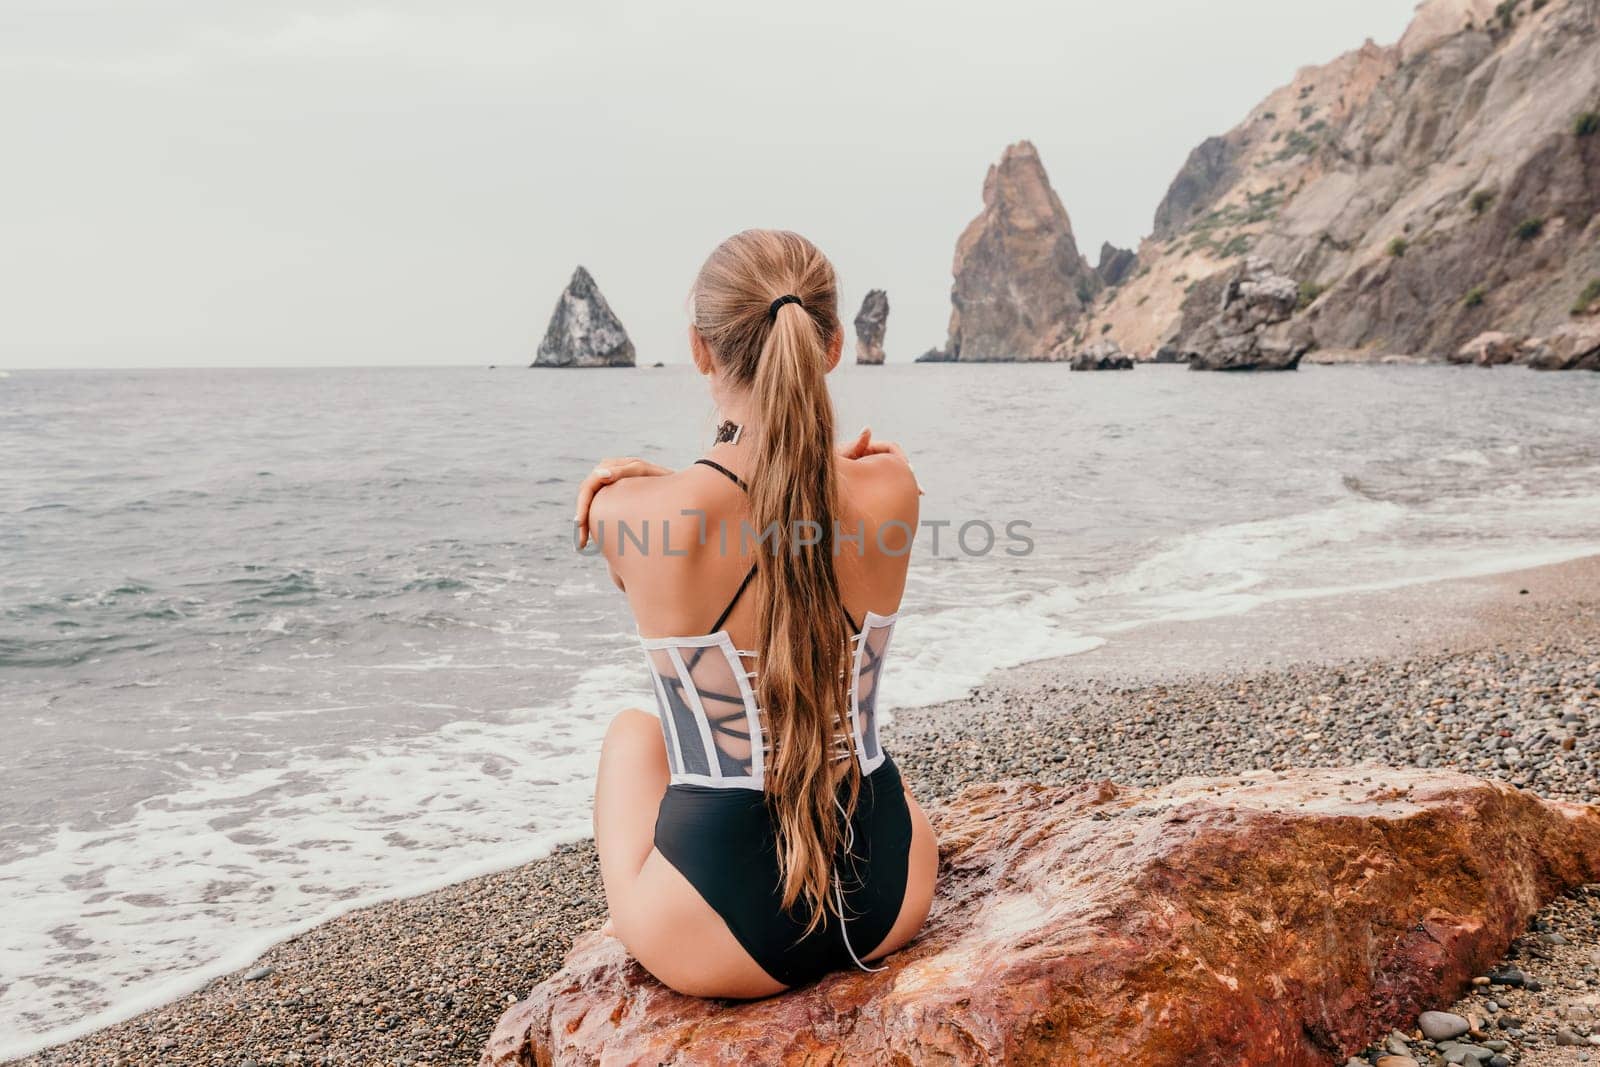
934 141 1101 361
532 266 635 368
1090 0 1600 361
853 289 889 364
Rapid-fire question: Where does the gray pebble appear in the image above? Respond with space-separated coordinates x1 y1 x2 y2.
1420 1010 1471 1041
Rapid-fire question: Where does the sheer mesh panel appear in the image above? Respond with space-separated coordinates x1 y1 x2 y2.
641 613 898 789
642 635 762 787
645 646 709 777
670 643 759 781
851 615 896 770
644 659 685 776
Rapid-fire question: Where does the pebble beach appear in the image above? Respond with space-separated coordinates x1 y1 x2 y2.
18 555 1600 1067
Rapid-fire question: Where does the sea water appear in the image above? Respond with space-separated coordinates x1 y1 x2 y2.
2 363 1598 1054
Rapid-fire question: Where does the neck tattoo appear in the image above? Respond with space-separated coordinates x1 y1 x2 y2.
714 419 744 446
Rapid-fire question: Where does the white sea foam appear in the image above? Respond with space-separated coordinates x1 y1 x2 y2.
0 662 640 1059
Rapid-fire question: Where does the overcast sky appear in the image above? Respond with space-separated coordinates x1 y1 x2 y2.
1 1 1418 368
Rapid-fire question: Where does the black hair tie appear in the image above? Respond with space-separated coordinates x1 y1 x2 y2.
768 294 802 321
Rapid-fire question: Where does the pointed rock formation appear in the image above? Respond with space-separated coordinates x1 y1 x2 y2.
940 141 1100 361
853 289 889 365
531 266 635 368
481 767 1600 1066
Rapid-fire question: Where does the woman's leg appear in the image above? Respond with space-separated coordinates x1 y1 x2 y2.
592 707 786 998
593 708 670 925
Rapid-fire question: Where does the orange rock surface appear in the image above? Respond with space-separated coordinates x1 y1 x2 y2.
481 767 1600 1066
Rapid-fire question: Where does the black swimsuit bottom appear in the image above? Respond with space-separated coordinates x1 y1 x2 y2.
653 754 913 988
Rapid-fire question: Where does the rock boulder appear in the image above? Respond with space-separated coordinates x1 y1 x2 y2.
1182 257 1314 370
1526 320 1600 371
853 289 889 365
532 266 635 368
481 767 1600 1067
1453 331 1523 366
1068 339 1134 371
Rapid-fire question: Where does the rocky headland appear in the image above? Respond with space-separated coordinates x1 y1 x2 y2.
1096 0 1600 366
531 266 635 368
932 0 1599 369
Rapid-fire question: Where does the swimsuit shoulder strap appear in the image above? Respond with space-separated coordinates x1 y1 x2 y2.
695 458 756 633
693 457 748 492
709 566 758 635
692 457 859 636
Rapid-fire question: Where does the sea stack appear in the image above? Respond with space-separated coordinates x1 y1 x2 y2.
853 290 889 365
939 141 1101 362
532 266 635 368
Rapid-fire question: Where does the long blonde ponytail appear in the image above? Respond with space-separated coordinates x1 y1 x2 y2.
691 230 856 932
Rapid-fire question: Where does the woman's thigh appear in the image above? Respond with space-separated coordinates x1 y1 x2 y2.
593 709 785 999
614 850 787 999
864 789 938 961
593 708 668 901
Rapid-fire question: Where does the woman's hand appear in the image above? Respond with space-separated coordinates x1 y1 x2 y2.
840 427 921 494
574 457 673 550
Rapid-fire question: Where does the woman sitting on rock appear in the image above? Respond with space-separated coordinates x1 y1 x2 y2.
572 229 938 997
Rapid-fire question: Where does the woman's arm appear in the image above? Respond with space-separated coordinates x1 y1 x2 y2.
574 457 674 550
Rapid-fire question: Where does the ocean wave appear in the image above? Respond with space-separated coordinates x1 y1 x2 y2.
0 666 637 1060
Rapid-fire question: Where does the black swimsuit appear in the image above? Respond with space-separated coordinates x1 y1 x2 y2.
640 459 914 988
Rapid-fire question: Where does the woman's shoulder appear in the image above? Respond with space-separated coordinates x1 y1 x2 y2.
588 464 742 566
591 464 733 518
838 451 919 521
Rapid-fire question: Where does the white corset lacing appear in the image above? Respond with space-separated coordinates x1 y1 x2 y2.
638 609 900 971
